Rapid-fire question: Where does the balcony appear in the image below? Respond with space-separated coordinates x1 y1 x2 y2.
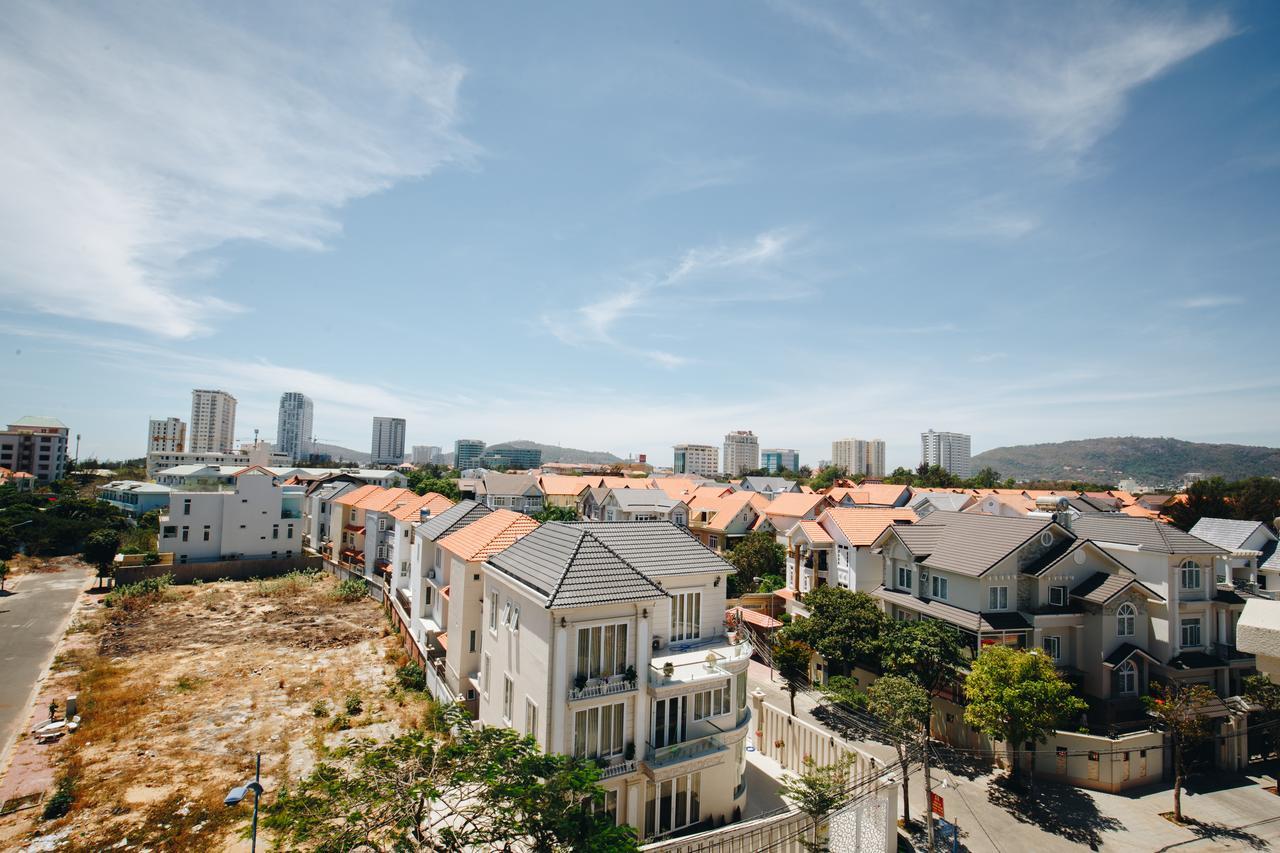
1215 641 1255 663
650 637 752 689
281 509 302 519
644 733 727 769
600 758 638 779
569 673 638 702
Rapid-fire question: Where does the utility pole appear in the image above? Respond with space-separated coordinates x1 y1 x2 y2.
923 732 935 852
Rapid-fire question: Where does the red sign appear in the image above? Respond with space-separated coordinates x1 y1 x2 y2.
930 792 945 818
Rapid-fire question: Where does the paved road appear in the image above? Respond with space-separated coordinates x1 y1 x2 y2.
0 566 93 772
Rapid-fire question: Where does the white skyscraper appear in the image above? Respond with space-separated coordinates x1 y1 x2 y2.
722 430 760 476
831 438 886 477
371 417 407 466
921 430 972 477
865 439 886 478
276 392 314 462
147 417 186 453
412 445 442 465
673 443 718 477
189 389 237 454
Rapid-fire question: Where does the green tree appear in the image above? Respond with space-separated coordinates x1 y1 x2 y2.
533 504 579 522
780 586 886 674
1144 681 1217 823
774 638 812 717
81 528 121 586
1231 477 1280 526
1165 477 1231 530
1244 674 1280 762
818 674 867 711
970 466 1002 489
780 754 855 852
882 619 966 700
963 646 1086 787
867 675 930 826
805 465 847 492
266 713 636 851
0 559 8 593
727 530 786 596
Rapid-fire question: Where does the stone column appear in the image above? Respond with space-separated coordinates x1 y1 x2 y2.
634 608 652 760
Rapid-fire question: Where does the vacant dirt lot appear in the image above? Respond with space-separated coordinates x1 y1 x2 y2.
1 572 429 852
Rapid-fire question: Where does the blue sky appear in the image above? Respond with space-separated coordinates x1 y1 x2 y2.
2 0 1278 469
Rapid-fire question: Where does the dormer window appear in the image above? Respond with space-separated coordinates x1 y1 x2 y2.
1049 586 1067 607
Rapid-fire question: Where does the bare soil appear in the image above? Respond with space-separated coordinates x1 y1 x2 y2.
2 573 428 851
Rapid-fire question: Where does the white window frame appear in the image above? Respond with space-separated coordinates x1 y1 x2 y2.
489 590 499 632
931 575 948 601
482 653 491 695
1117 660 1137 695
573 702 625 759
988 586 1008 610
1181 617 1202 649
1043 635 1061 661
670 591 702 642
692 680 730 721
1116 602 1136 637
525 698 538 738
1049 585 1067 607
707 534 719 550
1180 560 1202 591
897 564 913 591
577 623 628 679
502 675 514 723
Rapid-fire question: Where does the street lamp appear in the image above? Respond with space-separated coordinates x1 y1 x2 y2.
225 752 264 853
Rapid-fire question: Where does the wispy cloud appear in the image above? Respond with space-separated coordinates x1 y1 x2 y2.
637 155 751 200
758 1 1236 160
1176 295 1244 309
545 229 803 366
0 1 470 337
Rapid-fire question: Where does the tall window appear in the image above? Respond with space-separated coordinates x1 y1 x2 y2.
183 498 191 516
1181 617 1202 649
692 680 730 720
931 576 948 600
671 591 702 642
489 591 499 631
1043 635 1061 660
573 703 624 758
525 698 538 739
1116 602 1135 637
502 675 514 723
1117 660 1137 695
1180 560 1202 591
645 772 701 838
577 624 629 679
988 586 1008 610
1049 586 1067 607
897 564 912 591
482 653 491 695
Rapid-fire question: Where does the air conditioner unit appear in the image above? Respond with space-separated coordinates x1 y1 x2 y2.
427 569 436 580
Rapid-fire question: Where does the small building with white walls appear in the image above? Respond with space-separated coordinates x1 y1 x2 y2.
158 466 303 563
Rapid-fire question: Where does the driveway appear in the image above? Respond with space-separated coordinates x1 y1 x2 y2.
0 565 94 771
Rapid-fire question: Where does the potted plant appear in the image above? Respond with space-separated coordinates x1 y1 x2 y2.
774 739 785 749
573 674 588 692
662 661 675 678
624 664 637 686
624 742 635 761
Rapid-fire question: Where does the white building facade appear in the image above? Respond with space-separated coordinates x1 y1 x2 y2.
189 389 237 454
921 429 971 477
276 392 313 462
371 416 407 466
157 466 303 563
147 417 187 454
412 445 442 465
0 417 70 483
721 431 759 477
673 444 718 478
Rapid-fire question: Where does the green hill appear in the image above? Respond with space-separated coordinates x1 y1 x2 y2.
971 437 1280 486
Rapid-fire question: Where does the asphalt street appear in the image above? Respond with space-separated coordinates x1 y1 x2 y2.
0 566 93 772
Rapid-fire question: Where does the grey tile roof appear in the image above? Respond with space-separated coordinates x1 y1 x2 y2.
872 585 1030 633
478 472 543 497
883 524 945 558
417 499 492 541
486 523 668 608
909 493 972 513
1103 642 1159 668
739 477 799 493
1072 515 1226 555
570 521 733 577
1189 518 1272 552
900 511 1055 578
607 489 683 511
1070 571 1164 605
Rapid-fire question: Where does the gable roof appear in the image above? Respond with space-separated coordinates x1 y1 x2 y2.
760 492 831 518
1189 518 1276 553
605 489 685 512
909 493 975 514
538 474 592 497
1072 515 1227 555
1024 537 1135 577
332 483 382 508
418 499 493 541
567 521 733 577
388 492 455 522
486 523 668 608
822 507 917 547
794 520 834 546
478 472 543 497
739 476 798 494
876 511 1058 577
438 509 539 562
652 477 709 499
356 487 420 512
596 476 657 490
1103 642 1161 668
1071 571 1164 605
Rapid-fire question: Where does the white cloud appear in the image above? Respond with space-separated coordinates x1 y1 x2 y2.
0 1 469 337
1176 295 1243 309
764 2 1236 159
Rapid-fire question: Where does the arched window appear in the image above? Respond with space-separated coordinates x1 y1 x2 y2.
1117 660 1137 696
1180 560 1202 591
1117 602 1136 637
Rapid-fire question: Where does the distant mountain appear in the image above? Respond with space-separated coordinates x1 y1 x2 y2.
440 440 623 467
308 442 371 464
972 437 1280 486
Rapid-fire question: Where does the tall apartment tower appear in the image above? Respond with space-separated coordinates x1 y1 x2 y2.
722 430 760 477
371 417 407 466
454 439 486 471
0 417 70 483
276 392 314 462
412 445 442 465
864 439 886 478
761 448 799 474
147 417 186 453
831 438 867 475
921 429 972 477
189 389 237 453
673 443 718 477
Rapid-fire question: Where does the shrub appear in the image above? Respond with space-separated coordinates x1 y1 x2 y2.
344 693 363 716
141 551 160 566
396 663 427 692
327 713 351 732
254 570 317 598
104 574 173 609
312 700 330 718
42 775 75 820
333 578 366 602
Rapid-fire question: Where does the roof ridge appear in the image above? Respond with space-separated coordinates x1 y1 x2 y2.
545 526 589 606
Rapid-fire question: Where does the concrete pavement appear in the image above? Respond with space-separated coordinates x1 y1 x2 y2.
0 565 95 775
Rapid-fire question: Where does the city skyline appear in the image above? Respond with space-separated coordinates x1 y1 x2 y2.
3 2 1279 466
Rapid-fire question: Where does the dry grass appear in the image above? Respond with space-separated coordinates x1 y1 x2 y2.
9 573 422 851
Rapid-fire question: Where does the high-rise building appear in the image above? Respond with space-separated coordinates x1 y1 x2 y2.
830 438 885 477
722 430 759 477
412 445 442 465
147 417 186 454
921 430 971 477
276 392 313 462
454 439 487 471
0 417 70 483
371 417 407 466
189 389 237 453
864 439 886 478
761 448 800 474
479 446 543 470
673 443 718 477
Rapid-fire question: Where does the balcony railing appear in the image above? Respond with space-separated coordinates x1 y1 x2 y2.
569 674 638 701
600 758 637 779
650 638 752 688
644 733 726 769
1215 641 1254 662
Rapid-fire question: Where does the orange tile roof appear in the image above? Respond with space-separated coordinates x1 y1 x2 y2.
653 478 707 498
1120 504 1162 519
356 487 420 512
822 508 918 546
436 631 448 650
732 608 782 629
688 490 761 532
388 492 455 521
332 484 381 507
763 493 832 518
538 475 592 497
438 509 540 562
597 476 656 490
828 483 910 506
796 520 834 545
